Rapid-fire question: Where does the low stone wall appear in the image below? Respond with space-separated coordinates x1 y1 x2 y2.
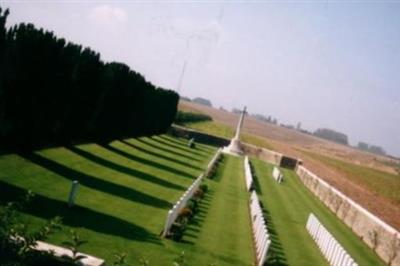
169 125 230 147
296 165 400 266
169 125 301 169
242 143 283 166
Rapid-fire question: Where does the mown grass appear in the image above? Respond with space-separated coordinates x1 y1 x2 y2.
183 120 234 139
180 155 254 266
251 158 385 266
298 149 400 205
183 120 274 150
0 135 229 264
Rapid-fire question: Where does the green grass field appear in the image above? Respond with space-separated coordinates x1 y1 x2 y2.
250 158 384 266
0 132 388 265
298 150 400 205
178 155 254 266
0 135 257 265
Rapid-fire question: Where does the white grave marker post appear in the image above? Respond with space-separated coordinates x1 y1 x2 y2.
68 180 79 207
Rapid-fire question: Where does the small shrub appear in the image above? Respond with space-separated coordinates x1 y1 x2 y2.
193 189 204 200
138 257 150 266
113 252 128 266
186 199 198 214
61 230 88 264
170 224 185 242
0 191 64 265
173 251 187 266
200 184 208 193
178 207 193 220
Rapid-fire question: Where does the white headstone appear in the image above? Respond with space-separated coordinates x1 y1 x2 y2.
68 180 79 207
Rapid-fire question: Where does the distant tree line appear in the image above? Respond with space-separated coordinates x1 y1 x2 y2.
248 112 278 125
180 95 213 107
0 7 179 151
313 128 349 145
175 111 212 125
357 142 386 156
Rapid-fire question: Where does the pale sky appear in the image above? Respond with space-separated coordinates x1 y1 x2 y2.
2 1 400 156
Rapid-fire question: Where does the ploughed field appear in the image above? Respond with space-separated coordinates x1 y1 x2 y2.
0 135 254 265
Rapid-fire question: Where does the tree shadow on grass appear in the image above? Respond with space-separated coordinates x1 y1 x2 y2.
262 207 289 266
19 152 171 210
0 181 161 244
99 144 196 179
160 135 212 154
159 135 188 146
120 140 203 171
249 161 262 195
151 136 206 157
181 190 214 244
67 146 188 189
137 138 202 162
209 156 226 183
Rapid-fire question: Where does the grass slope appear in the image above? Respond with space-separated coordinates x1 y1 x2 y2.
299 150 400 205
0 135 218 263
251 158 384 266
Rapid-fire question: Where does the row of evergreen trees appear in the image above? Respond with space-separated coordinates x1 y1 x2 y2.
0 7 179 151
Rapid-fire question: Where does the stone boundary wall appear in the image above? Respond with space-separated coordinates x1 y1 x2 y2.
169 125 230 147
242 143 283 166
296 165 400 265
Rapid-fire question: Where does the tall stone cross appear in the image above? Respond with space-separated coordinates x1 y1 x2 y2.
223 106 246 155
234 106 246 141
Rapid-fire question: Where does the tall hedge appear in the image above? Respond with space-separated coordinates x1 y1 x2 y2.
0 8 179 151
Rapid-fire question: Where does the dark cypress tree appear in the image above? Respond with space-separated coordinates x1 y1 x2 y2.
0 7 179 151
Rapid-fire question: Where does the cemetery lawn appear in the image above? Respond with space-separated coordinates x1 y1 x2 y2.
299 150 400 205
0 135 227 264
251 158 385 266
181 154 254 266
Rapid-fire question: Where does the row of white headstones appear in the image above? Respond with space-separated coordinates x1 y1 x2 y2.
272 166 283 183
244 156 271 266
250 191 272 266
244 156 254 190
161 148 222 237
307 213 358 266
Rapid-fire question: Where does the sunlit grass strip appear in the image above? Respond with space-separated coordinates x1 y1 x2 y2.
182 155 254 265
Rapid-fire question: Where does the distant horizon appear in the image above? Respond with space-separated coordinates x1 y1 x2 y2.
3 1 400 156
181 96 399 158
